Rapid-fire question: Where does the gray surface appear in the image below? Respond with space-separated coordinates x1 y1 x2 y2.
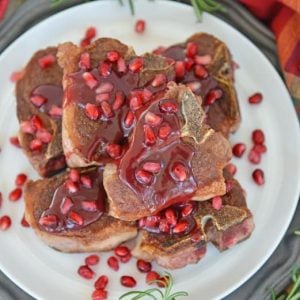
0 1 299 299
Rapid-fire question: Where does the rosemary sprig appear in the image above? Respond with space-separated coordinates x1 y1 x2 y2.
119 272 188 300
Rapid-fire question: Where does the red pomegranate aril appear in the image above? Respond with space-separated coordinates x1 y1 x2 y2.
31 115 43 129
69 169 80 182
30 95 47 107
129 57 144 72
252 129 265 144
9 188 22 201
21 215 30 227
159 101 178 114
145 215 160 227
226 163 237 175
68 211 84 226
78 265 95 280
112 91 125 110
253 143 267 154
96 93 110 103
30 139 43 152
205 89 223 105
137 259 152 273
232 143 246 158
142 162 161 173
60 196 73 215
38 214 58 227
195 54 212 65
107 51 119 62
106 144 122 159
159 219 170 233
15 173 27 186
94 275 109 290
212 196 222 210
151 74 167 87
79 52 90 70
36 128 52 143
124 111 135 127
10 70 24 83
135 169 153 185
99 62 112 77
248 149 261 164
0 216 12 231
101 101 114 118
120 253 132 263
157 276 170 288
49 105 63 117
120 276 136 288
85 26 97 39
173 219 188 234
85 254 100 266
9 136 21 148
81 200 97 212
83 72 98 89
194 65 208 79
96 82 114 94
135 19 146 33
117 57 127 73
65 179 79 193
158 124 172 140
38 54 55 68
248 92 263 104
252 169 265 185
20 120 35 134
114 245 130 257
142 88 153 103
165 208 177 227
175 61 185 78
185 58 194 71
186 81 201 92
146 271 160 284
107 256 119 271
129 95 143 111
80 37 91 47
144 125 156 146
171 163 187 182
145 112 162 127
92 289 107 300
181 203 194 217
80 175 92 188
186 42 198 58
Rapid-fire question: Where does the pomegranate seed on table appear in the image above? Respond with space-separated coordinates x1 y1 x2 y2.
248 149 261 164
135 19 146 33
120 275 137 288
137 259 152 273
248 92 263 104
21 215 30 228
226 163 237 175
212 196 222 210
107 256 119 271
120 253 132 263
38 54 56 68
0 216 12 231
114 245 130 257
15 173 27 186
252 129 265 144
92 289 107 300
85 26 97 40
232 143 246 158
85 254 100 266
9 136 21 148
146 271 160 284
94 275 109 290
253 143 267 154
9 188 22 201
252 169 265 185
77 265 95 280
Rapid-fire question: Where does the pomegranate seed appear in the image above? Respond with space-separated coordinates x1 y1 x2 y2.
175 61 185 78
194 65 208 79
69 169 80 182
145 112 162 127
15 173 27 186
96 93 110 103
226 163 237 175
85 254 100 266
186 42 198 58
80 175 92 188
10 70 24 83
159 219 170 233
30 95 46 107
137 259 152 273
117 57 127 73
68 211 84 226
31 115 43 129
20 120 35 134
248 149 261 164
232 143 246 158
195 54 212 65
129 95 143 111
83 72 98 89
144 125 156 146
60 197 73 214
135 169 153 185
96 82 114 94
0 216 12 231
81 200 97 212
252 169 265 185
181 203 194 217
38 54 56 68
253 144 267 153
120 253 132 263
173 219 188 234
135 19 146 33
9 188 22 201
65 180 79 193
157 275 170 288
158 124 172 139
94 275 109 290
124 111 135 127
205 89 223 105
248 92 263 104
151 74 167 87
171 163 187 182
38 214 58 228
21 215 30 227
144 215 160 227
79 52 90 70
186 81 201 92
146 271 160 284
112 91 125 110
101 101 114 118
49 105 63 117
120 276 136 288
80 37 91 47
252 129 265 144
85 103 100 120
142 162 161 173
185 58 194 71
165 208 177 226
160 101 178 113
106 144 122 159
36 128 52 143
212 196 222 210
85 27 97 40
30 139 43 152
107 51 119 62
152 46 166 55
78 265 95 280
142 88 153 103
129 57 144 72
114 245 130 257
92 289 107 300
9 136 21 148
99 62 112 77
107 256 119 271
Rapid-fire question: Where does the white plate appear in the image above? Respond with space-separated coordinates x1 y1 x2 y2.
0 1 299 299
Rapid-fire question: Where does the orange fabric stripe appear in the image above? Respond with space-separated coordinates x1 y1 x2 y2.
280 0 300 14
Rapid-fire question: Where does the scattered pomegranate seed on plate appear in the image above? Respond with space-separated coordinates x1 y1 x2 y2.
114 245 130 257
252 129 265 144
94 275 109 290
85 254 100 266
146 271 160 284
21 215 30 228
0 216 12 231
77 265 95 280
120 275 137 288
92 289 107 300
232 143 246 158
252 169 265 185
9 188 22 201
107 256 119 271
248 92 263 104
9 136 21 148
15 173 27 186
135 19 146 33
137 259 152 273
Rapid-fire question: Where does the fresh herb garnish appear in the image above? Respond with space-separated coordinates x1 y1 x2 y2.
119 272 188 300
